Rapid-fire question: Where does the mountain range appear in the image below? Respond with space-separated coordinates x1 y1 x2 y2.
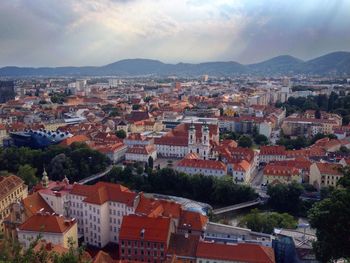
1 51 350 77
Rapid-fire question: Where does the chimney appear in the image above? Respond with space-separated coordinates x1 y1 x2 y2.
140 228 145 239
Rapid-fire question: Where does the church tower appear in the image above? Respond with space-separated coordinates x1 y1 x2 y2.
188 122 196 145
202 122 210 146
41 168 49 188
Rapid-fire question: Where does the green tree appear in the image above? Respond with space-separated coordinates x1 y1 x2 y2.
315 109 321 119
238 135 253 148
267 182 303 215
254 134 268 145
132 104 141 110
308 189 350 262
115 129 126 139
239 209 297 234
148 156 154 169
17 164 38 188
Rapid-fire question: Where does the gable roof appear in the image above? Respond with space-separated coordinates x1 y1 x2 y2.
119 215 171 243
196 242 275 263
23 192 54 216
70 182 137 206
19 213 76 234
0 175 24 199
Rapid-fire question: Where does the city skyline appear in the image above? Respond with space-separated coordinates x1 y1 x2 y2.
0 0 350 67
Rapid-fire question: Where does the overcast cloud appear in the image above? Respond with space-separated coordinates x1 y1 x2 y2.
0 0 349 67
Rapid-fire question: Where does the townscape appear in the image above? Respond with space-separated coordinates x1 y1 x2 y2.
1 72 350 263
1 1 350 262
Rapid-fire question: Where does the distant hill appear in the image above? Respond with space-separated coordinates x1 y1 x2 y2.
1 51 349 77
247 55 303 74
296 52 350 75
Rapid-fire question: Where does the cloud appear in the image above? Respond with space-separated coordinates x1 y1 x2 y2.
0 0 349 66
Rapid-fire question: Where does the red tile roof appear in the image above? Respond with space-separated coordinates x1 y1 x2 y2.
260 146 286 155
196 242 275 263
316 163 343 176
19 213 76 233
23 192 54 216
126 145 156 155
0 175 24 199
60 135 89 146
264 164 300 177
119 215 171 243
179 210 208 232
135 194 182 219
70 182 137 206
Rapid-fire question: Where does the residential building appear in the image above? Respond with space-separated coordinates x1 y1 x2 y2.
263 164 301 185
0 175 28 233
125 145 157 163
119 215 175 263
259 146 286 164
176 153 227 177
309 163 343 190
17 213 78 249
69 182 139 247
195 241 275 263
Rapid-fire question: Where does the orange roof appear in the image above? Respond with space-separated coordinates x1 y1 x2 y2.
19 213 76 233
0 175 24 199
316 163 343 176
126 145 156 155
119 215 171 243
233 160 251 172
60 134 89 146
23 192 54 216
179 210 208 232
264 164 300 177
71 182 137 206
93 251 117 263
196 242 275 263
260 146 286 155
135 194 182 219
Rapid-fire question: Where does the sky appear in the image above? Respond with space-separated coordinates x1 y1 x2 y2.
0 0 349 67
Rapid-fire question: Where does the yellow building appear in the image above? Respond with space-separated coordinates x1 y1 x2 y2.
263 164 301 185
0 124 8 146
309 163 343 190
44 121 67 131
0 174 28 233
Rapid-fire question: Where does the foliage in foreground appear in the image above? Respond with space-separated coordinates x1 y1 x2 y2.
308 167 350 262
0 237 90 263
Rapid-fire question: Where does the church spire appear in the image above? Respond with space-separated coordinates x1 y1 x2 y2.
41 167 49 188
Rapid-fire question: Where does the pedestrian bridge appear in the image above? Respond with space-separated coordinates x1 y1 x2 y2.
212 199 263 215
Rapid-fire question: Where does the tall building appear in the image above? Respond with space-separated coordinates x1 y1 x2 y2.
0 81 15 103
0 175 28 233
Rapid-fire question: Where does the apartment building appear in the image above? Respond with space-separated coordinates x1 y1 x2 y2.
0 175 28 233
119 215 175 263
17 213 77 249
309 163 343 190
69 182 139 247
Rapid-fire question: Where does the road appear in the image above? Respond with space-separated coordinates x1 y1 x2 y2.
78 165 113 185
270 129 281 145
250 167 264 187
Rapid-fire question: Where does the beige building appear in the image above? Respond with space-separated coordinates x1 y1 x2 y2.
17 213 78 249
0 124 8 146
43 121 67 131
309 163 343 190
0 175 28 233
263 164 301 185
